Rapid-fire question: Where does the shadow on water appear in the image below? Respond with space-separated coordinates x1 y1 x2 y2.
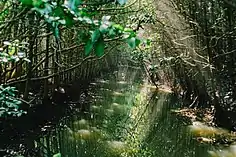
8 66 214 157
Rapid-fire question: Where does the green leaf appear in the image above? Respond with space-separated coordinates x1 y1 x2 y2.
20 0 33 6
17 113 23 117
52 6 65 17
124 28 134 33
91 30 101 43
53 153 61 157
117 0 127 5
85 40 93 56
127 37 141 49
64 14 74 27
108 28 116 38
112 24 124 31
147 39 151 45
143 39 151 46
99 24 109 34
33 0 44 8
64 0 81 11
33 2 52 15
135 38 141 47
127 37 136 49
8 47 16 56
83 17 93 24
94 37 105 57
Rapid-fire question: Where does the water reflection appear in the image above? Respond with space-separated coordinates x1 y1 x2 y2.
34 67 214 157
189 121 229 138
209 145 236 157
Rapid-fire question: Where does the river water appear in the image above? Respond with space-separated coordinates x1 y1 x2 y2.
26 66 214 157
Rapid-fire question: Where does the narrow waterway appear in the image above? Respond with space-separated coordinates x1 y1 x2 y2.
24 66 214 157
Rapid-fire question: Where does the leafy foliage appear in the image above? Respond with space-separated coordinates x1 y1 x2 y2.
0 86 26 117
0 0 148 119
19 0 145 57
127 37 140 49
0 40 29 118
0 40 30 63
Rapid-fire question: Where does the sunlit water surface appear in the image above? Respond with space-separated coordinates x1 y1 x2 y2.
34 66 215 157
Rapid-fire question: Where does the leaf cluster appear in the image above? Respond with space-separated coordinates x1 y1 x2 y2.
19 0 147 57
0 40 30 63
0 85 26 118
0 40 29 118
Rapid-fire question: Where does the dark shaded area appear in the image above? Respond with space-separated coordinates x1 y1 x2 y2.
0 78 93 157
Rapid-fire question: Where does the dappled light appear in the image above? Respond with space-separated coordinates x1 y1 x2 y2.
1 0 236 156
189 121 229 137
208 145 236 157
19 67 215 157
